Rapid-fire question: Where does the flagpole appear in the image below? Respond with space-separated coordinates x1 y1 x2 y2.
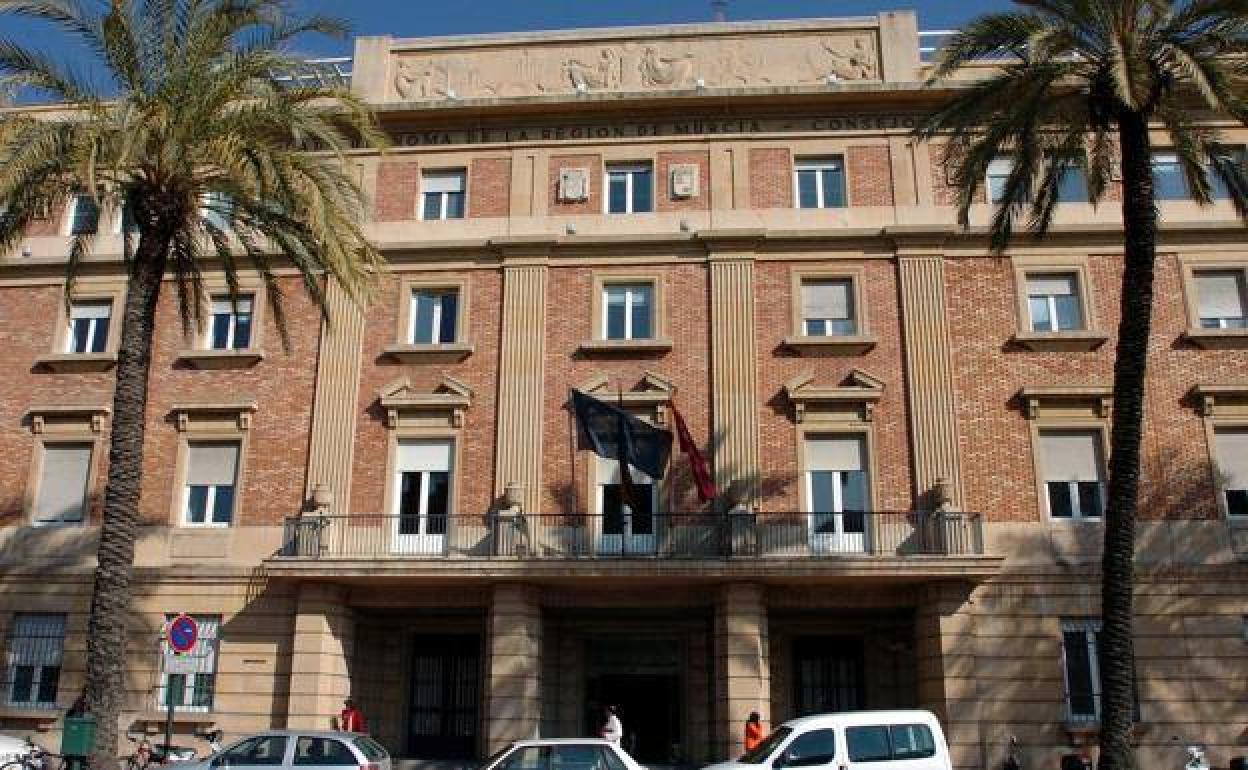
568 388 578 516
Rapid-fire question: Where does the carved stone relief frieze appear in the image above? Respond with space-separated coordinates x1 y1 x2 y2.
390 31 881 101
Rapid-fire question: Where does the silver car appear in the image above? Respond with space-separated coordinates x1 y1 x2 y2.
480 739 646 770
172 731 390 770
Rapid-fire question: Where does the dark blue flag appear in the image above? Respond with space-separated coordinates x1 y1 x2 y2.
571 390 673 479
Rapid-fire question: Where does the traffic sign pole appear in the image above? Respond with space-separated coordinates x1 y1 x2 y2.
163 615 199 759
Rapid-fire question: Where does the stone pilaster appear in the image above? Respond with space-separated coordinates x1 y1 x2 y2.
287 583 354 729
709 249 761 503
915 582 980 770
494 261 549 512
486 584 543 750
715 583 769 761
304 280 366 513
897 253 963 507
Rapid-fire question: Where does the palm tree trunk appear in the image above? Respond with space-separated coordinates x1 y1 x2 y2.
1097 109 1155 770
85 231 169 770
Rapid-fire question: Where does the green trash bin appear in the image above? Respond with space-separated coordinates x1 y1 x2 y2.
61 716 96 758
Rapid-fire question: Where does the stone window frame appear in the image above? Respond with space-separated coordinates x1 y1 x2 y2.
582 393 672 527
792 154 850 210
794 423 881 519
383 275 474 362
1178 254 1248 349
1192 384 1248 519
381 426 464 546
418 167 468 221
783 267 878 355
1021 387 1113 523
578 270 673 354
22 406 109 527
175 275 267 369
34 280 125 372
602 160 655 215
168 403 256 529
62 193 102 236
1009 256 1108 352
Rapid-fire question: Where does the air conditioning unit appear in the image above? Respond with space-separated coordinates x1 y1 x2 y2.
558 168 590 202
670 164 699 199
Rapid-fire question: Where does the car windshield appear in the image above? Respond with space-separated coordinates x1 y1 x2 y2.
480 744 516 770
739 727 792 764
353 737 388 762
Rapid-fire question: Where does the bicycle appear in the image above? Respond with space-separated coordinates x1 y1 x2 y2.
123 733 195 770
0 737 64 770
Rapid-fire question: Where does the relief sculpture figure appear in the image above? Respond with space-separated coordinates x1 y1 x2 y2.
638 46 695 88
817 37 878 81
395 58 453 99
565 49 621 91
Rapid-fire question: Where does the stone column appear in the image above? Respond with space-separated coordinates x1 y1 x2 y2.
288 583 354 729
486 584 543 751
915 582 980 770
715 583 769 761
708 244 762 503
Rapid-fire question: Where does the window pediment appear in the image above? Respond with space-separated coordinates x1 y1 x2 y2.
784 369 884 423
575 370 673 426
25 403 110 434
1017 386 1112 420
171 400 258 432
1190 383 1248 417
380 375 473 428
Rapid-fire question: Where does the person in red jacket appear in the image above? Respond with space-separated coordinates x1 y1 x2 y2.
744 712 764 753
339 699 367 733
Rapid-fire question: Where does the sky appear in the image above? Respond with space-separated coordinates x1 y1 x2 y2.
2 0 1016 65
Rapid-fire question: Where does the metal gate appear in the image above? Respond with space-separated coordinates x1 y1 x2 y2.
792 636 865 715
407 635 480 759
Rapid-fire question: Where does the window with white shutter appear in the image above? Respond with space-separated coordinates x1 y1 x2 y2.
33 443 92 525
67 300 112 354
1027 273 1085 332
794 157 846 209
4 614 65 708
1194 270 1248 329
208 295 254 350
421 170 466 220
1039 430 1105 519
801 279 857 336
605 163 654 214
410 289 459 344
1214 427 1248 517
183 442 240 526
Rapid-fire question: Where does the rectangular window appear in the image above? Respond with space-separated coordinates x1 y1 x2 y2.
795 157 846 209
421 170 466 221
200 192 233 232
33 443 92 525
596 454 657 548
1027 273 1085 332
1210 146 1246 200
1040 430 1105 519
158 614 219 712
68 194 100 235
1061 619 1101 721
409 289 459 344
1214 427 1248 517
801 279 857 336
605 163 654 214
1194 270 1248 329
1056 163 1090 203
805 436 869 551
4 614 65 708
208 295 253 350
396 440 453 540
986 156 1015 204
184 442 240 526
602 283 653 340
1152 152 1189 200
67 300 112 354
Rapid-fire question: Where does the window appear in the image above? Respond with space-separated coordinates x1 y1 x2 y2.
889 725 936 760
1061 619 1101 721
219 735 287 766
200 192 233 231
183 442 240 526
1039 430 1105 519
208 295 253 350
67 194 100 235
1056 162 1090 203
293 737 355 766
421 170 465 220
602 283 653 340
410 289 459 344
782 728 837 766
801 279 857 336
1194 270 1248 329
396 440 452 543
117 199 140 235
1210 146 1245 200
843 724 935 763
551 745 615 770
845 726 891 762
1027 273 1085 332
596 454 658 548
67 300 112 354
805 436 869 551
986 156 1015 204
500 746 547 770
1152 152 1189 200
4 614 65 708
33 443 92 525
795 157 846 209
605 163 653 214
1214 427 1248 517
158 614 219 711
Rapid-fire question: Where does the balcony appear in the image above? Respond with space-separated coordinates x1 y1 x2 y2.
267 512 999 582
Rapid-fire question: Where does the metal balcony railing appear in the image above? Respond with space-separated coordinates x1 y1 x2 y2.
278 511 984 560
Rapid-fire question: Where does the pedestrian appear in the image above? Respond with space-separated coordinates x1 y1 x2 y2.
599 705 622 745
744 711 763 753
339 698 367 733
66 689 89 718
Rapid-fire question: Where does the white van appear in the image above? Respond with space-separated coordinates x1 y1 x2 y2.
704 710 951 770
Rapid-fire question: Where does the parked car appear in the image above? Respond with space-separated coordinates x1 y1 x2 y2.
703 710 951 770
169 731 389 770
0 735 38 767
480 739 646 770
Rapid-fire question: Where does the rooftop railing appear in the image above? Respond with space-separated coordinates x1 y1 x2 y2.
278 510 984 560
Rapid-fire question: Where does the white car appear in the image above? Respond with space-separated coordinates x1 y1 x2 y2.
169 730 390 770
0 735 39 767
703 710 951 770
480 739 645 770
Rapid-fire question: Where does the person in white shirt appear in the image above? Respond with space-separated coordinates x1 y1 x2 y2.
599 705 623 744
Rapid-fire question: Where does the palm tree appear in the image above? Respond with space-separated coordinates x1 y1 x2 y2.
0 1 384 764
915 2 1248 768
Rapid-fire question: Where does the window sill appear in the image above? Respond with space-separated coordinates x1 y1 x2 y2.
134 712 217 727
175 349 264 370
577 338 673 355
1011 330 1109 352
381 342 475 363
782 334 877 356
1182 328 1248 350
33 352 118 372
0 707 60 724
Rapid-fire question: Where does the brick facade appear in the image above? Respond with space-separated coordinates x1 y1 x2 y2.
749 147 793 209
468 157 512 218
